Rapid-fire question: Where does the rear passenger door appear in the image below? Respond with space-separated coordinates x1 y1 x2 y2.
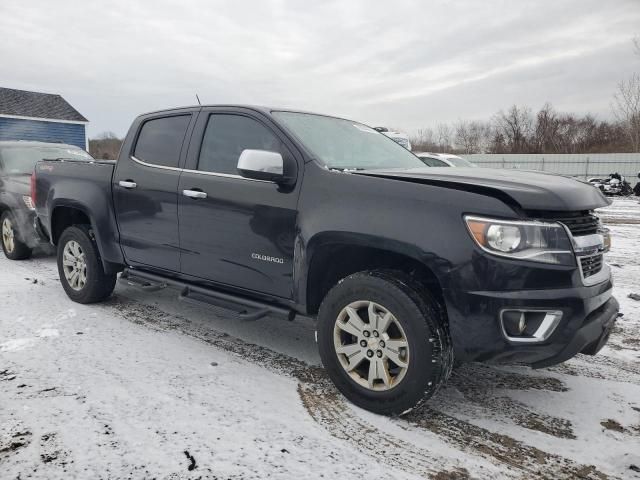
177 108 301 298
113 110 197 272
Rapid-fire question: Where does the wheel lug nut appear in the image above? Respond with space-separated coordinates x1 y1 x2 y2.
377 350 383 358
373 331 379 337
363 331 370 338
367 350 373 358
379 340 385 348
360 340 367 347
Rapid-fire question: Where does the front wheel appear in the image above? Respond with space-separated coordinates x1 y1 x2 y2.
57 225 116 303
1 211 32 260
317 270 452 415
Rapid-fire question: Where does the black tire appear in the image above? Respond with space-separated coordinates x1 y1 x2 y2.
317 270 453 416
1 210 32 260
57 225 116 303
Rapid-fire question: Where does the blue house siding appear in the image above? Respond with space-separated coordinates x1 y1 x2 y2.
0 117 86 149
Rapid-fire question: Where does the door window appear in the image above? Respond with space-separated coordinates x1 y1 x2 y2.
134 115 191 168
197 114 282 175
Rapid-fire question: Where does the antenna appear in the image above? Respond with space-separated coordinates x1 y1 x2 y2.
196 94 201 105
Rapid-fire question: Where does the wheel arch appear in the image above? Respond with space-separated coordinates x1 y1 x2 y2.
302 232 448 317
50 204 124 274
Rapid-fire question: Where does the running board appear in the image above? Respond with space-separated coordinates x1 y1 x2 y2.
119 270 167 292
178 288 272 321
121 268 295 322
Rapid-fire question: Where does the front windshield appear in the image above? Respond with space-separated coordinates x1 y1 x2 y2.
272 111 425 170
445 156 475 167
0 145 93 175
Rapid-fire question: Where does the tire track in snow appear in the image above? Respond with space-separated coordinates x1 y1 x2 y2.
104 296 459 479
448 366 575 439
5 256 616 478
549 354 640 385
103 295 611 479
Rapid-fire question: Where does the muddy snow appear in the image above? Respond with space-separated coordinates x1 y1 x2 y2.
1 198 639 479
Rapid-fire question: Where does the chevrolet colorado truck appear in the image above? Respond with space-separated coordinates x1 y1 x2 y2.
33 106 619 415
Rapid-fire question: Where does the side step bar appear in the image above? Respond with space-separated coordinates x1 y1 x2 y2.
120 269 295 322
119 270 168 292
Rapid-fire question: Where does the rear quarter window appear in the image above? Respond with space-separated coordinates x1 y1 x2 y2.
133 115 191 168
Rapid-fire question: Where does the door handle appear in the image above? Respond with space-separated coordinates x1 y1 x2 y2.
119 180 137 189
183 189 207 199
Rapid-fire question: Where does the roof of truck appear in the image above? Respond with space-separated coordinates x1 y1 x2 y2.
138 105 352 121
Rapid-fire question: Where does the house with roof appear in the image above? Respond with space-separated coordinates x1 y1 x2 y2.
0 87 88 149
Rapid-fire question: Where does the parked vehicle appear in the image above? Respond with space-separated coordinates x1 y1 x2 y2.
416 152 476 168
374 127 411 150
0 141 93 259
33 106 618 415
588 173 633 196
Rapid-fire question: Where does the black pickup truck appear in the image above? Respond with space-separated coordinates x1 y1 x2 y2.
33 106 619 415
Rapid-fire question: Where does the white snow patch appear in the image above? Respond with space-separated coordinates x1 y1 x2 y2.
37 328 60 338
0 337 37 352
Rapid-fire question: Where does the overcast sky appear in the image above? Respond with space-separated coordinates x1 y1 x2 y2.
1 0 639 138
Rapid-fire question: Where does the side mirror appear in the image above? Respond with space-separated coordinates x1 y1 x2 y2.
237 149 285 183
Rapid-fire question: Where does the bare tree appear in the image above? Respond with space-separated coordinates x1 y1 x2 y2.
493 105 533 153
454 120 491 154
532 103 559 153
612 73 640 152
436 123 452 152
89 131 123 160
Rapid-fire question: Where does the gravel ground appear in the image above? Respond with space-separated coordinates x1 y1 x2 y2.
1 198 639 479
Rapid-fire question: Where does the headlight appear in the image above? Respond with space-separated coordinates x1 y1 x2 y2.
464 215 575 266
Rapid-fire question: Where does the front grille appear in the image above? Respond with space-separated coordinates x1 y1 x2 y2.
529 211 599 236
580 254 603 278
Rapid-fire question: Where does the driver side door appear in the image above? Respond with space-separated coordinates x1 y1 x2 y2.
177 108 302 298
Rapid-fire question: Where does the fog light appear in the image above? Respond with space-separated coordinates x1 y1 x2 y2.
500 310 563 343
503 311 527 336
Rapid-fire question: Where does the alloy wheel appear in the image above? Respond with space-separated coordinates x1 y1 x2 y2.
2 217 15 253
62 240 87 291
333 300 410 391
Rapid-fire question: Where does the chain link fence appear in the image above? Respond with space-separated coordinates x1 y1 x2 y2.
465 153 640 180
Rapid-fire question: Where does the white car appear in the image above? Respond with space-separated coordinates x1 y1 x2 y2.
374 127 412 150
416 152 476 168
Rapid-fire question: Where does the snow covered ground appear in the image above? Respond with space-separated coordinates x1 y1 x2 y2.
1 198 639 479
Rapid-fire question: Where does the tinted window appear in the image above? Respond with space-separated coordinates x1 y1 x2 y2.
134 115 190 167
420 157 449 167
445 156 476 167
198 114 282 175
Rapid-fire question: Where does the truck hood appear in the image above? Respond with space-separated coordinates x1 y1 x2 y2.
356 167 610 212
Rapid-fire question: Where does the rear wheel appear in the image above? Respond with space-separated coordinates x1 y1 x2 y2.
57 225 116 303
1 211 32 260
317 270 452 415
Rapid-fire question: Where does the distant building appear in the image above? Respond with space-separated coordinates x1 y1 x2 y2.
0 87 88 149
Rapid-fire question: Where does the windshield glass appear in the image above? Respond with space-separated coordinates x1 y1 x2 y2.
445 156 475 167
0 145 93 175
272 112 425 170
419 156 449 167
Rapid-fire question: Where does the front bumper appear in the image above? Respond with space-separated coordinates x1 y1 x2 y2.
532 296 618 368
447 272 618 367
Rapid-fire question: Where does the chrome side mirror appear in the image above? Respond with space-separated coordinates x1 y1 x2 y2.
237 149 284 182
